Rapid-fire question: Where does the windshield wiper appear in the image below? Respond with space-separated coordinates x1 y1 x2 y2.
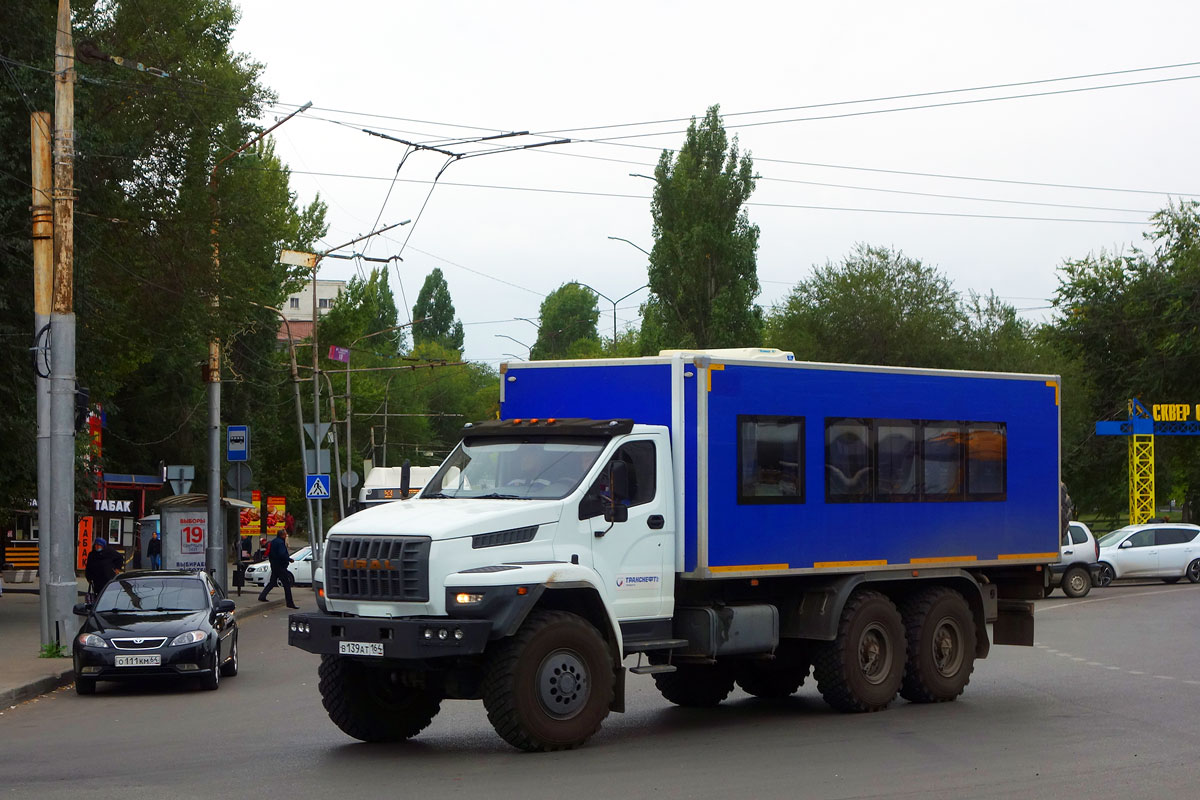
422 492 451 499
474 492 530 500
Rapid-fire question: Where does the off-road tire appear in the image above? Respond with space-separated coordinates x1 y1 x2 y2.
1062 566 1092 598
75 677 96 695
1042 583 1055 598
652 659 736 707
481 610 614 752
318 655 442 742
735 642 810 699
898 587 976 703
813 590 905 713
219 633 239 677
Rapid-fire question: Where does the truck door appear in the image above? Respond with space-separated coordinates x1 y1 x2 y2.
584 435 672 620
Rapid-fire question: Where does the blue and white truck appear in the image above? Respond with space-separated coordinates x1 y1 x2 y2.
288 349 1060 751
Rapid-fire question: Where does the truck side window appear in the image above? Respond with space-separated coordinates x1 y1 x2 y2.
966 423 1006 500
738 415 804 504
589 441 656 508
826 419 872 502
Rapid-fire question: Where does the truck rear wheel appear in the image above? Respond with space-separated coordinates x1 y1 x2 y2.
735 642 810 699
813 590 905 713
899 587 976 703
481 609 614 752
652 660 736 707
317 655 442 742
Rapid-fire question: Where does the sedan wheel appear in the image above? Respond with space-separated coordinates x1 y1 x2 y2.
1095 563 1115 588
1062 566 1092 598
1187 559 1200 584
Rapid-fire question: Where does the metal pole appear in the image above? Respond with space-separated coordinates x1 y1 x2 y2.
48 0 77 647
322 372 344 519
31 111 53 646
311 267 323 558
345 352 352 514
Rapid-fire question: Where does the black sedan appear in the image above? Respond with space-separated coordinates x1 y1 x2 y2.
72 570 238 694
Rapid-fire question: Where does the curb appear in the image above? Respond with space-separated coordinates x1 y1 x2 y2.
1 596 292 707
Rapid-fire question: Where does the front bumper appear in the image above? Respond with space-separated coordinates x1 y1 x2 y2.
287 612 492 660
74 641 215 682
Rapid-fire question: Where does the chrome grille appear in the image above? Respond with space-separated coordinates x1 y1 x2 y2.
111 637 167 650
325 536 430 602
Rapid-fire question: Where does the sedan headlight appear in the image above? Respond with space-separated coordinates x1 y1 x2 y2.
169 630 207 646
77 633 108 648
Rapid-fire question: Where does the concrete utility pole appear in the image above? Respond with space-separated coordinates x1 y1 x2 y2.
47 0 77 647
31 111 53 647
207 102 311 589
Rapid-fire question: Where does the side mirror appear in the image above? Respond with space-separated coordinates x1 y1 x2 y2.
604 505 629 524
215 599 236 613
73 602 91 616
1119 539 1132 549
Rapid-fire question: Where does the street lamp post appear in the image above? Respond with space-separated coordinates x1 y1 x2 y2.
568 280 649 343
494 333 531 358
207 101 311 589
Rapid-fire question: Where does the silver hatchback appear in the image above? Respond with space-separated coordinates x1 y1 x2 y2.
1095 523 1200 586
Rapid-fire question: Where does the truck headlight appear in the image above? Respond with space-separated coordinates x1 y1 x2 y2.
454 592 485 605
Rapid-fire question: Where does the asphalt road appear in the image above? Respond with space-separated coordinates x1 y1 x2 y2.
3 582 1198 799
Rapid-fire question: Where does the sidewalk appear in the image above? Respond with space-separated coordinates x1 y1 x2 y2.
0 575 286 707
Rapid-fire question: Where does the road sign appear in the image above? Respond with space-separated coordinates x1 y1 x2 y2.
279 249 318 269
306 474 331 500
304 448 331 473
227 424 250 462
226 463 252 488
166 464 194 495
303 422 332 444
340 470 360 489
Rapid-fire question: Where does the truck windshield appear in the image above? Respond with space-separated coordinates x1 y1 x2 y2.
422 438 604 500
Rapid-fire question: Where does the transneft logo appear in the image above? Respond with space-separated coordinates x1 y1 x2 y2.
615 574 661 590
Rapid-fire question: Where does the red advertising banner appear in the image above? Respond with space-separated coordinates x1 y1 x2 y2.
266 496 286 535
239 490 262 536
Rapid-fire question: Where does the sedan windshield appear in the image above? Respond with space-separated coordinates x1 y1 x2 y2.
422 438 604 500
95 577 210 613
1097 527 1135 548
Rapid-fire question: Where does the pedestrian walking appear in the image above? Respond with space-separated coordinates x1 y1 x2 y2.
146 530 162 570
257 529 297 608
85 538 124 598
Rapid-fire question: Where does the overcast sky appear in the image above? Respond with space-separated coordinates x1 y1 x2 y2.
230 1 1200 365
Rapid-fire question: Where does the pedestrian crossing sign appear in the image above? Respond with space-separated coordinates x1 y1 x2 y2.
305 474 331 500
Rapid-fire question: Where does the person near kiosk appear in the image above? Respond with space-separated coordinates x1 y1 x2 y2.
257 529 297 609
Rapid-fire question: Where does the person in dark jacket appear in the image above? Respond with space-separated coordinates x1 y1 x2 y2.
257 530 297 608
85 538 124 596
146 531 162 570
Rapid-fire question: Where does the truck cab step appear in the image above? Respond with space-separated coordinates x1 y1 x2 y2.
629 663 677 675
622 638 689 655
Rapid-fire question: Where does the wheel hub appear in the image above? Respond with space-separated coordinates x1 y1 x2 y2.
858 623 893 685
537 649 590 720
931 616 964 677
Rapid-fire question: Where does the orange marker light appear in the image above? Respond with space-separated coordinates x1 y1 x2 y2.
318 588 325 598
516 586 528 596
750 579 759 586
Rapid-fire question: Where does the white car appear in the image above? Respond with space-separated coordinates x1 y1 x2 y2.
243 546 314 587
1094 523 1200 586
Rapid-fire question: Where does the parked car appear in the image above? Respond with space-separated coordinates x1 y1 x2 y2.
244 545 313 587
1046 521 1099 597
72 570 238 694
1094 523 1200 586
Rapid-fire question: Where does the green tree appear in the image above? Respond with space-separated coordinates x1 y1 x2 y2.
0 0 327 517
530 283 602 360
1053 201 1200 518
412 268 464 352
645 104 761 349
765 244 968 367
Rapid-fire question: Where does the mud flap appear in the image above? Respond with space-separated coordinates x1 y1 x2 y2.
992 599 1035 646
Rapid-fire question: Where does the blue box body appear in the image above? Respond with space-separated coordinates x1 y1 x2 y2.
501 355 1060 578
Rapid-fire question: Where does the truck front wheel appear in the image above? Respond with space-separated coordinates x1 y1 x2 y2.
317 655 442 742
482 610 614 752
899 587 976 703
813 590 905 713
